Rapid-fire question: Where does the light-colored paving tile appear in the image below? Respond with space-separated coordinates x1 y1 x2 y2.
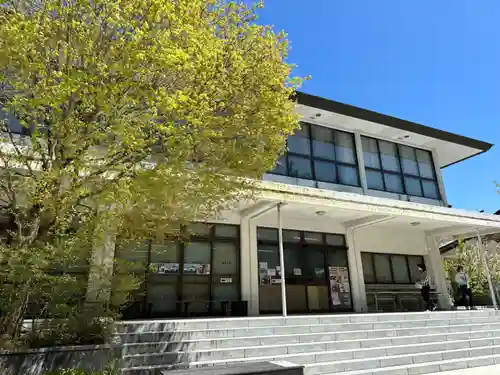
426 364 500 374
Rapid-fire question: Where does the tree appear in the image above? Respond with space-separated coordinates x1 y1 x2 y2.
443 238 500 297
0 0 301 345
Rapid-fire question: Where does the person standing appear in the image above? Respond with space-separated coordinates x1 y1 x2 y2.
455 266 475 310
416 264 436 311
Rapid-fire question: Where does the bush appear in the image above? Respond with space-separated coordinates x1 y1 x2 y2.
43 370 115 375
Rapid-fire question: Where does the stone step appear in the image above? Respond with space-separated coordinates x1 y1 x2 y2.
319 353 500 375
120 345 500 375
119 328 500 355
115 311 499 333
121 336 500 368
302 345 500 375
116 320 500 344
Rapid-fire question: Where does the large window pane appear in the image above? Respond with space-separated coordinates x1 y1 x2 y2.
338 165 359 186
327 249 348 267
306 248 326 279
288 155 312 179
407 256 425 283
283 230 301 242
284 247 301 277
314 160 336 183
288 135 311 155
422 180 440 199
271 155 287 175
399 145 419 176
212 284 238 304
257 228 278 241
391 255 410 283
366 170 384 190
288 124 310 155
148 283 178 313
379 141 400 172
215 225 238 238
326 234 345 247
374 254 392 283
361 253 375 283
312 125 335 160
404 177 423 197
182 284 210 313
184 242 211 274
416 150 434 178
362 137 380 169
212 242 237 275
335 131 356 164
384 173 404 193
303 231 323 244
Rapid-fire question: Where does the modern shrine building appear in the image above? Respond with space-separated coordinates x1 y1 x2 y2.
109 92 500 319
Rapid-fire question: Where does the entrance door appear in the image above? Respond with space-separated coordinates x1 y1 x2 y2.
257 228 353 314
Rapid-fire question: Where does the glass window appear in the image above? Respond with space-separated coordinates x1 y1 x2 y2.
399 145 419 176
404 177 423 197
379 141 400 172
314 160 336 183
384 173 404 193
422 180 440 200
148 283 178 313
150 242 180 274
182 283 210 313
312 126 335 160
288 125 310 155
257 228 278 242
271 155 287 175
288 155 312 179
361 253 375 284
303 231 323 244
366 170 384 190
183 242 211 274
338 165 359 186
188 223 211 237
284 246 301 277
327 249 348 267
335 131 356 164
212 284 238 303
306 248 326 279
283 230 301 242
326 234 345 247
416 150 434 179
391 255 410 283
373 254 392 283
212 242 237 275
215 225 238 238
362 137 380 169
408 255 425 283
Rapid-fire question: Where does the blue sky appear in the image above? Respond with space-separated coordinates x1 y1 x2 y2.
257 0 499 213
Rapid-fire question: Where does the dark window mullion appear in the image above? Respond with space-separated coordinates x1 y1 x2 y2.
306 123 317 181
371 253 378 283
394 143 407 195
332 130 340 183
387 255 396 284
375 140 387 191
405 255 413 284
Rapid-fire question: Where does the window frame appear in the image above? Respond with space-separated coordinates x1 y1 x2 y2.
361 135 441 200
361 252 424 285
115 223 241 317
271 122 361 187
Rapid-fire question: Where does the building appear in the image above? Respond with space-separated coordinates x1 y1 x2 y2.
107 92 500 319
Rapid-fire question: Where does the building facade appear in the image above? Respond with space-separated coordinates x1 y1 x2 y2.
92 92 500 318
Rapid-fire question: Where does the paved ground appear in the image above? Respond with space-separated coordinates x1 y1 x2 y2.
428 365 500 374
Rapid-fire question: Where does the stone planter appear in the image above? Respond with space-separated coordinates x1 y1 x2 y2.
0 344 121 375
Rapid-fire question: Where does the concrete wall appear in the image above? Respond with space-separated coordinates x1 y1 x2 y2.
354 226 428 255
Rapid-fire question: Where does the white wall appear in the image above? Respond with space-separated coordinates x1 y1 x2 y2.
354 226 428 255
254 214 346 234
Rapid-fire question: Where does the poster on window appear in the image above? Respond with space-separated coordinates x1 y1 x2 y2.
154 263 180 274
183 263 210 275
328 266 351 307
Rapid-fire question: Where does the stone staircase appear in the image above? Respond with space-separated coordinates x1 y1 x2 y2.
114 310 500 375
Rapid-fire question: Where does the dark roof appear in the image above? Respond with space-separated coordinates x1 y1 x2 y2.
296 91 493 168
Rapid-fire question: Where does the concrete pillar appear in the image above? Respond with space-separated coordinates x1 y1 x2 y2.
240 216 260 316
345 228 368 312
86 230 117 303
425 235 452 310
354 132 368 195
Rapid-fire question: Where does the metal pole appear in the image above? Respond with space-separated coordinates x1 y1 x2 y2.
477 232 498 309
277 203 287 317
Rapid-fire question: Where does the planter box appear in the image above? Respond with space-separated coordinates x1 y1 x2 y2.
0 344 121 375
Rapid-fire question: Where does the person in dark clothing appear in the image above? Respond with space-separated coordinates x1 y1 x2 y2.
455 266 475 310
416 263 436 311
